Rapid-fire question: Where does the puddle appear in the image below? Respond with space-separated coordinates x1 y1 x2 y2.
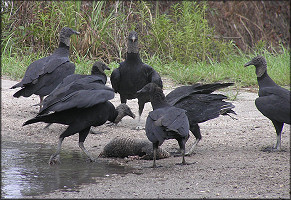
1 141 134 198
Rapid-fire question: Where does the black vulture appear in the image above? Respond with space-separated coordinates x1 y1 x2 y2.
37 61 110 114
10 27 80 109
23 78 135 165
110 31 163 129
165 82 236 155
90 61 110 84
53 61 110 90
244 55 290 151
137 83 189 168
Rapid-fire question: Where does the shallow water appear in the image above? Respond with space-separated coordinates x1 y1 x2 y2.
1 141 133 198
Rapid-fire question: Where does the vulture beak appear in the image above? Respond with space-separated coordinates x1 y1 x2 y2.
136 88 143 95
244 61 252 67
131 36 136 42
128 111 136 119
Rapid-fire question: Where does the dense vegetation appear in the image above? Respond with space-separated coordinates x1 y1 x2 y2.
1 1 290 87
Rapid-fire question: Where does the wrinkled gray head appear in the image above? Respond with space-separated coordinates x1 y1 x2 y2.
127 31 139 54
59 27 80 46
114 103 135 124
244 55 267 77
91 61 110 75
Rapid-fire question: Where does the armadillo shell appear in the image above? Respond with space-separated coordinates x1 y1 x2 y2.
99 137 170 160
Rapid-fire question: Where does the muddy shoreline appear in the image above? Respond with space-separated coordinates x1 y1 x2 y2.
1 78 290 199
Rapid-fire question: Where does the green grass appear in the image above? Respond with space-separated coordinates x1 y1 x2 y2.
3 1 289 88
2 46 289 89
1 1 236 65
1 53 44 80
144 46 290 88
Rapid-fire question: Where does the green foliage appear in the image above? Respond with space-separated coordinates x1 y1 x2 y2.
156 45 290 87
1 1 289 88
2 53 45 80
148 2 234 64
2 1 234 64
1 45 289 88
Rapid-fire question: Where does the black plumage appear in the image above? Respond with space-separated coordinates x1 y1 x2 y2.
137 83 189 168
38 61 110 114
54 61 109 89
23 77 135 165
165 82 236 155
245 55 290 151
11 27 80 108
110 31 163 128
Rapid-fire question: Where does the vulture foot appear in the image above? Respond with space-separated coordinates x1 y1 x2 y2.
49 154 60 165
262 146 285 152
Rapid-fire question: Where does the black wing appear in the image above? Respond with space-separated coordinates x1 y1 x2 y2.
11 55 69 89
256 86 290 124
39 76 114 115
166 82 234 105
12 60 75 98
47 88 114 113
146 107 189 144
49 73 106 95
174 93 235 124
143 64 163 89
110 68 121 93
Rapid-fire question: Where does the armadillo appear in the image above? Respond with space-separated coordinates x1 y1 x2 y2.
99 137 170 160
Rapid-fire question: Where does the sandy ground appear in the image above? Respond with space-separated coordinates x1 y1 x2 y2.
1 77 290 199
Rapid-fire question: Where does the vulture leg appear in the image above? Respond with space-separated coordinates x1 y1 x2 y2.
275 134 282 150
181 149 186 165
44 123 53 129
49 137 64 165
273 121 284 151
79 128 94 162
152 142 159 168
178 138 187 165
186 124 201 155
263 121 284 152
135 100 146 130
49 125 80 165
39 96 44 111
120 96 127 104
